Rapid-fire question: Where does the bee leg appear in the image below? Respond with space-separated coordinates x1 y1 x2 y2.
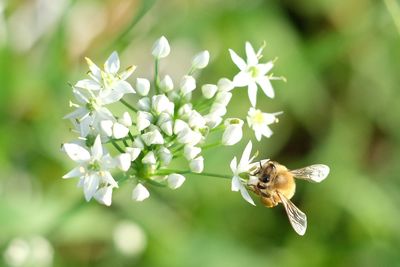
261 197 276 208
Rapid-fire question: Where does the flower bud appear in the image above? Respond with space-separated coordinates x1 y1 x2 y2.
126 147 141 161
119 112 132 127
160 120 173 136
215 91 232 106
160 75 174 92
167 174 186 189
137 97 151 111
173 119 189 134
158 147 172 166
217 78 234 92
188 111 206 129
136 111 153 131
210 103 227 117
100 120 113 137
142 151 157 165
133 137 145 149
177 128 202 145
136 78 150 96
180 75 196 95
152 36 170 58
94 186 114 206
152 95 172 114
201 84 218 99
183 145 201 160
189 156 204 173
132 184 150 201
204 114 222 129
113 122 129 139
116 153 132 171
191 50 210 69
141 129 164 146
222 118 243 146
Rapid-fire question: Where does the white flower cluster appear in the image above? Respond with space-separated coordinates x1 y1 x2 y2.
62 36 284 206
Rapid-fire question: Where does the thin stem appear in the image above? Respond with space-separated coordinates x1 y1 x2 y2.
155 169 231 179
120 98 137 112
128 131 135 142
122 139 129 147
200 142 221 150
111 140 125 153
154 59 160 94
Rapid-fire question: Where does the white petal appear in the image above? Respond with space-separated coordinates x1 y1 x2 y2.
94 186 114 206
231 175 240 192
113 123 129 139
247 82 257 107
63 143 90 162
230 157 238 173
75 79 101 90
257 62 274 76
137 97 151 111
160 120 173 136
257 76 275 98
217 78 234 92
233 71 251 87
238 141 252 172
245 42 258 65
100 120 113 137
229 49 247 70
173 119 189 134
167 174 186 189
91 136 103 160
63 167 83 179
119 65 136 80
102 171 118 188
104 51 120 74
261 125 273 138
132 184 150 201
113 80 135 94
222 125 243 146
160 75 174 92
239 186 256 206
180 75 196 95
215 91 232 106
119 112 132 127
83 175 99 201
184 145 201 160
116 153 132 171
141 130 164 146
100 89 124 105
136 111 152 131
85 57 102 81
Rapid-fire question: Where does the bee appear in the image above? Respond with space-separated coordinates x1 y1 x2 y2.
250 160 330 235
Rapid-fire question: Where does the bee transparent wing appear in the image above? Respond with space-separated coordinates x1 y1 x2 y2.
290 164 330 183
277 191 307 236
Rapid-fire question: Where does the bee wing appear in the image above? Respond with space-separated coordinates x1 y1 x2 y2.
290 164 330 183
277 191 307 236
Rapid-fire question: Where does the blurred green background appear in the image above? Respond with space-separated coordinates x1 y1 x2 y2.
1 0 400 266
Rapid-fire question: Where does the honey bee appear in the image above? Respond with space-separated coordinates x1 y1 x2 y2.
250 160 330 235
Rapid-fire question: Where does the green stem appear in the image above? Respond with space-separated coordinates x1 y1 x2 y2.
201 142 221 150
154 59 160 94
120 98 137 112
155 169 231 179
111 140 125 153
128 131 135 142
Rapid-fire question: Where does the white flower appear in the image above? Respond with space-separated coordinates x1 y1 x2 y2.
191 50 210 69
177 128 202 146
132 184 150 201
229 42 275 107
173 119 189 134
141 129 164 146
210 103 227 117
222 118 243 146
230 141 256 205
188 110 206 129
100 120 129 139
62 136 118 203
160 75 174 92
247 107 281 141
152 36 170 58
180 75 196 95
142 151 157 165
136 78 150 96
204 114 223 129
217 78 234 92
167 174 186 189
201 84 218 99
190 156 204 173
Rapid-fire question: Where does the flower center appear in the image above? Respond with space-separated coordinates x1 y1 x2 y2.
252 111 264 124
248 66 259 78
88 161 101 171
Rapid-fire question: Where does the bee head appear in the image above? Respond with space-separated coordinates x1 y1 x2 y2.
259 161 277 183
